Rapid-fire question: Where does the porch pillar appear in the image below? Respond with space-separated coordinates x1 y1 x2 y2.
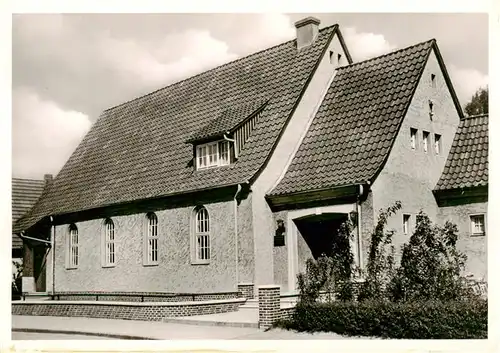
258 285 280 329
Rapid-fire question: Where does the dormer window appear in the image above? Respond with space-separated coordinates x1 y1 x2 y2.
196 140 230 169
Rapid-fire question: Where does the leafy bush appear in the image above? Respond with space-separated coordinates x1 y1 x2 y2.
284 299 487 339
388 212 474 301
297 218 355 302
12 260 23 299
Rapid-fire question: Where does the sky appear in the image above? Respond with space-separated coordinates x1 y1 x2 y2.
11 13 489 179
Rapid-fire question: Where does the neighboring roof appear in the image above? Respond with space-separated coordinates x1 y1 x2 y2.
11 178 45 248
15 24 343 232
269 39 438 197
187 98 269 143
434 114 488 191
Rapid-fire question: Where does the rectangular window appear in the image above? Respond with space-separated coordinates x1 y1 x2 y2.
403 214 411 235
422 131 429 153
434 134 441 154
410 128 417 150
69 226 78 268
470 215 485 236
196 140 231 169
146 214 158 265
105 221 116 266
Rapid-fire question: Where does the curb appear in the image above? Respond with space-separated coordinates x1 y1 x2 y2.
162 317 259 329
12 328 156 340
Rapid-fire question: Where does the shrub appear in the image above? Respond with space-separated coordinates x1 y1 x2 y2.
287 299 487 339
388 212 474 301
12 260 23 300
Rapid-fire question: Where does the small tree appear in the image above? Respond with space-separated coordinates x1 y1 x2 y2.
388 212 471 301
358 201 401 301
464 86 488 116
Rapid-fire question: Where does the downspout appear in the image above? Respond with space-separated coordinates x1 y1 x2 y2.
356 184 364 271
223 133 238 159
18 232 51 244
233 183 246 287
50 216 55 295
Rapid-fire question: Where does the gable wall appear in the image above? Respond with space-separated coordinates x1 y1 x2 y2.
437 201 488 280
251 32 348 290
52 199 242 293
371 49 460 259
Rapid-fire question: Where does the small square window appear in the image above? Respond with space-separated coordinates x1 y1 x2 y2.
403 214 411 235
422 131 429 153
196 140 231 169
410 128 418 150
434 134 441 154
470 215 485 236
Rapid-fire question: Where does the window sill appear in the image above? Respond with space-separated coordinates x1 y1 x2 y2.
143 262 159 267
471 232 486 237
66 266 78 270
102 264 116 268
191 260 210 266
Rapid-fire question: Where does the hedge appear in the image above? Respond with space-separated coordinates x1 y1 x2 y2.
277 299 487 339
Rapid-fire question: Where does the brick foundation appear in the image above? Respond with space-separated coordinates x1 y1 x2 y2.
12 298 246 321
258 285 280 329
237 283 254 300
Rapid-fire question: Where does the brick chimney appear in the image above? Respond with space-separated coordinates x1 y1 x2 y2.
295 17 321 50
44 174 53 188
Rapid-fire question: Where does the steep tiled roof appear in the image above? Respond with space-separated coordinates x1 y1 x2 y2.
269 39 435 197
435 114 488 191
15 25 340 232
187 98 269 143
11 178 45 248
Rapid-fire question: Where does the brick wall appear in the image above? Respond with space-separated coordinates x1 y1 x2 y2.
237 283 255 300
371 49 460 262
53 200 242 293
12 298 245 321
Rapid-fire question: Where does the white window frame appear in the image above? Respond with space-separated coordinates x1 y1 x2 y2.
422 131 429 153
67 224 79 269
410 128 417 150
403 214 411 235
470 214 486 236
434 134 441 155
196 140 230 169
192 206 211 264
102 218 116 267
144 213 159 266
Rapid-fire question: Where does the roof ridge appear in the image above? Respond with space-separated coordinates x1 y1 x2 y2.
103 24 338 114
337 38 435 70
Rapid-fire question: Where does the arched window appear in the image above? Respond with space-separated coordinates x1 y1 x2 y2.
68 224 78 268
103 218 116 266
194 206 210 262
145 213 159 265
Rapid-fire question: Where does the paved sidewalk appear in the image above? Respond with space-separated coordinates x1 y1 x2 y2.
12 315 359 340
12 315 259 340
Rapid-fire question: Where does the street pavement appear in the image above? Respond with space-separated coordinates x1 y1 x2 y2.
11 315 360 340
